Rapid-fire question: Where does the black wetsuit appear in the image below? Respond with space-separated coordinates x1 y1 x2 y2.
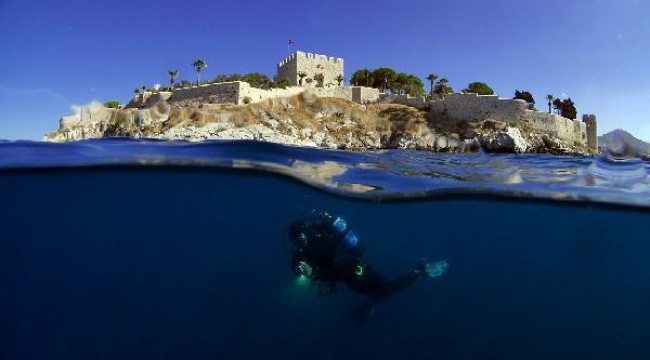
290 214 423 303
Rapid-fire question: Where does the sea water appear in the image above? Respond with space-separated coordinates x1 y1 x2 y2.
1 139 649 359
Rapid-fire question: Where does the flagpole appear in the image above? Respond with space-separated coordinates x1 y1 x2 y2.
287 37 294 54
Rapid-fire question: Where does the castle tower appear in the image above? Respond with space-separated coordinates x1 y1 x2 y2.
583 114 598 150
277 51 344 87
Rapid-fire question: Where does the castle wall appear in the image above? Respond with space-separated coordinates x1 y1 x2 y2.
170 82 242 106
277 51 343 87
379 94 427 108
310 85 353 100
429 93 588 145
352 86 381 104
170 81 326 106
126 91 171 108
238 83 305 104
520 112 586 144
429 93 528 122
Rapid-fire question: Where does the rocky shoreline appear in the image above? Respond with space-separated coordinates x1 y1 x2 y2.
45 91 595 156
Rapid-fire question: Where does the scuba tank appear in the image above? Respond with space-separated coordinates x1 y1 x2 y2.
331 216 359 249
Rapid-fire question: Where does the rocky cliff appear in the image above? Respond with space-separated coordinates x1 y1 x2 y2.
45 91 594 156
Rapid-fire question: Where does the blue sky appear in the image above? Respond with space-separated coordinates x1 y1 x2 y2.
1 0 648 141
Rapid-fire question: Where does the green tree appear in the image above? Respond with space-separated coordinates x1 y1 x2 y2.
426 73 438 97
553 98 577 119
546 94 554 114
271 77 291 89
392 73 408 95
179 79 193 88
396 73 425 96
212 74 228 83
191 58 208 85
133 88 140 95
212 73 243 83
372 67 397 93
298 71 308 86
104 101 121 109
552 98 562 115
434 78 453 99
241 73 272 89
563 98 577 119
228 73 243 82
463 82 495 95
168 69 179 89
514 90 536 110
350 69 374 87
408 75 425 96
335 74 344 86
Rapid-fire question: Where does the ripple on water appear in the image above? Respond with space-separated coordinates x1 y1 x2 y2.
0 139 649 208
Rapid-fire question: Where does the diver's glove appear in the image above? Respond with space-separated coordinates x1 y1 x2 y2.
414 260 449 278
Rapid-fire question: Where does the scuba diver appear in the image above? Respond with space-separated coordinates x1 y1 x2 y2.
286 211 448 324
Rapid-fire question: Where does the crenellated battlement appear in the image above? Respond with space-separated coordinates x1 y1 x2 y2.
278 53 297 67
278 51 344 67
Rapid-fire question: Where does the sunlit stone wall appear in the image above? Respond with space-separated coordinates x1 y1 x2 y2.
429 93 590 145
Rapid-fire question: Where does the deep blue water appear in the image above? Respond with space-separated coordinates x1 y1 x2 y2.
1 139 650 359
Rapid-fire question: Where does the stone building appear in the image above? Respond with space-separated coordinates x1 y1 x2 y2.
153 50 378 107
277 51 344 87
583 114 598 150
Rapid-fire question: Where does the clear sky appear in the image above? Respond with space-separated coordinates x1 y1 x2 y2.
1 0 648 141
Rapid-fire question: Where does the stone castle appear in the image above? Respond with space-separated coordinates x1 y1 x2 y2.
128 50 597 150
277 51 344 87
140 51 380 108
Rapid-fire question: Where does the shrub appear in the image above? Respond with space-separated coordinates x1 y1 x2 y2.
462 82 494 95
104 101 121 109
271 77 290 89
242 96 252 104
314 73 325 87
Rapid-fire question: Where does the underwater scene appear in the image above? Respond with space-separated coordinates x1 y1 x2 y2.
1 139 650 359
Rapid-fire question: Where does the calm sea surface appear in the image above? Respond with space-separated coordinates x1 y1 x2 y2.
1 139 649 359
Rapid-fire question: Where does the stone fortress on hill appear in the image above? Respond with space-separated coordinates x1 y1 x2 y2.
129 50 598 150
150 51 382 107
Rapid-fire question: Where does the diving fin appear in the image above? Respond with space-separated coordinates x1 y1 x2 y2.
424 260 449 278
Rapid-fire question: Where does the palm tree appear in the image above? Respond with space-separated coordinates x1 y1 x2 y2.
191 58 208 86
168 69 179 90
436 78 449 99
335 74 344 86
426 73 438 97
546 94 554 114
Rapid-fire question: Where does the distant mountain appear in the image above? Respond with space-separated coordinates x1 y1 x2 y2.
599 129 650 156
